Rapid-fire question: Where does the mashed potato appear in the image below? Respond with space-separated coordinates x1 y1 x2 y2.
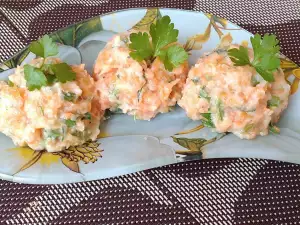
0 58 103 152
178 47 290 139
93 34 189 120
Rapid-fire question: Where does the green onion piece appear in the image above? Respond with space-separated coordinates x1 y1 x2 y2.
110 88 119 98
199 87 210 100
63 92 77 102
243 123 254 133
216 99 224 121
269 124 280 134
71 130 84 138
45 129 61 140
201 113 215 128
83 112 92 120
8 80 14 87
65 119 76 127
267 96 280 108
137 88 143 102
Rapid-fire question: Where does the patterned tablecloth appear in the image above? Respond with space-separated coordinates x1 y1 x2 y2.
0 1 300 224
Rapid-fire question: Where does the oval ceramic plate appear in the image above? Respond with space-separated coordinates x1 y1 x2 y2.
1 8 300 184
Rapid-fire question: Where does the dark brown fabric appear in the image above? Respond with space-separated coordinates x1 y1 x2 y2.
1 1 300 224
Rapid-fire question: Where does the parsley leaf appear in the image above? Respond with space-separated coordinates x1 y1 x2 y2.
150 16 178 56
24 62 75 91
129 15 188 71
254 66 275 83
251 34 280 61
24 65 47 91
50 63 76 83
29 35 58 58
41 63 54 74
46 74 57 85
228 46 250 66
29 41 44 58
259 54 280 71
228 33 280 82
129 32 153 61
158 45 188 71
25 35 76 90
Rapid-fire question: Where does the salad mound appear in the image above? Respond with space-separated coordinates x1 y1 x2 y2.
0 57 103 152
93 33 189 120
179 35 290 139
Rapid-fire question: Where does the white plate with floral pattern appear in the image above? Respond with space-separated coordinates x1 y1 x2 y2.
1 8 300 184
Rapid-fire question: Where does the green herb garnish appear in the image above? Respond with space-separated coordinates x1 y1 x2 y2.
110 88 119 98
50 63 76 83
267 96 281 108
228 34 280 82
71 130 84 138
29 35 58 58
216 99 224 121
243 123 254 133
8 80 14 87
24 64 48 91
63 92 77 102
137 88 143 102
39 106 44 116
45 129 61 140
65 119 76 127
129 16 188 71
201 113 215 128
24 35 76 91
158 45 188 71
129 32 153 61
46 74 57 85
269 124 280 134
83 112 92 120
199 87 210 100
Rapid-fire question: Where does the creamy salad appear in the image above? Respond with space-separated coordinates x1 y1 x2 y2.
93 34 189 120
0 58 103 152
179 47 290 139
0 28 291 154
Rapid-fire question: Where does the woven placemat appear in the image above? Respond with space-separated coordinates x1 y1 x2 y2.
1 1 300 224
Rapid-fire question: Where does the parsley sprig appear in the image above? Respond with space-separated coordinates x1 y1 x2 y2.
228 34 280 82
129 16 188 71
24 35 76 91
